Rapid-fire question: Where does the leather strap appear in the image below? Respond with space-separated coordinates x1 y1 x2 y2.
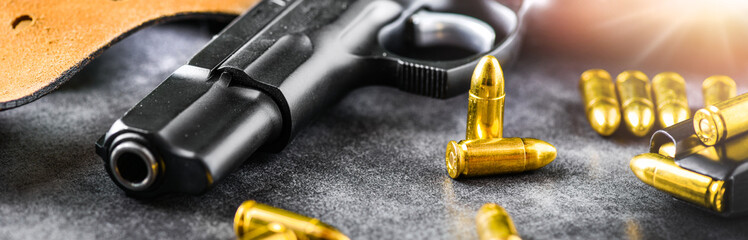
0 0 259 109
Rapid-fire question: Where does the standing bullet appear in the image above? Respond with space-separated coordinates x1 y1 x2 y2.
630 153 724 212
579 69 621 136
702 75 736 107
466 55 505 140
234 200 349 240
652 72 690 128
694 92 748 146
445 138 556 179
616 71 655 137
476 203 521 240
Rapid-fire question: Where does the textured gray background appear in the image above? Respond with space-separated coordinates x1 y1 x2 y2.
2 19 748 239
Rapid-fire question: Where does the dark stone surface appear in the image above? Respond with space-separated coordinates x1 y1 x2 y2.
2 21 748 239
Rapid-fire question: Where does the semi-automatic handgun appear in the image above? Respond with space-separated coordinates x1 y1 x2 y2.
95 0 526 198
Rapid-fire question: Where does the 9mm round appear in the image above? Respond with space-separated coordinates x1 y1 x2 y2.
616 70 655 137
694 92 748 146
579 69 621 136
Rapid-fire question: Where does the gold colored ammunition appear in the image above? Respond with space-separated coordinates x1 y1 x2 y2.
694 92 748 146
238 222 298 240
476 203 521 240
466 55 505 140
657 142 676 158
579 69 621 136
616 71 655 137
234 200 349 240
445 138 557 179
702 75 736 107
652 72 690 128
630 153 724 212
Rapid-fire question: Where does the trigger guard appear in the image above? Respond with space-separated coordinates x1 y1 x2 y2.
408 10 496 55
377 0 525 98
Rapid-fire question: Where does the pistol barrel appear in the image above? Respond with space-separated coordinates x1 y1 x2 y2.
96 71 283 197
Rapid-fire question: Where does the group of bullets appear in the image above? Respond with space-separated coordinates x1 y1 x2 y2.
630 92 748 216
231 56 546 240
234 200 522 240
230 65 745 239
579 69 736 136
439 55 557 239
445 56 557 178
580 69 748 215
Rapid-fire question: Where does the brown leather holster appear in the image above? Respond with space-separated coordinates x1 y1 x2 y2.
0 0 259 109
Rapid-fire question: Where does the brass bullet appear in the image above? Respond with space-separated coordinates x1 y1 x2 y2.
579 69 621 136
476 203 521 240
234 200 349 240
616 71 655 137
466 55 505 140
694 92 748 146
445 138 557 179
238 222 298 240
657 142 676 158
652 72 690 128
702 75 736 107
630 153 724 212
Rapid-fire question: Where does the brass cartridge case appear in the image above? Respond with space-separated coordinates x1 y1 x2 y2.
630 153 724 212
702 75 736 107
579 69 621 136
476 203 521 240
616 71 655 137
694 92 748 146
466 55 505 140
652 72 690 128
234 200 349 240
445 138 557 179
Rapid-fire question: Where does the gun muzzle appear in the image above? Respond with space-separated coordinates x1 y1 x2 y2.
109 139 159 191
96 0 524 197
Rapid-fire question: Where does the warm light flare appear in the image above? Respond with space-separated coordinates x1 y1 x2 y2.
525 0 748 75
598 0 748 72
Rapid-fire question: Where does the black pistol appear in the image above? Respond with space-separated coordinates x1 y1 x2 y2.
95 0 525 198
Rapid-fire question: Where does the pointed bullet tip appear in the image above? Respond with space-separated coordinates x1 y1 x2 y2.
657 106 690 128
629 153 666 185
479 202 505 212
476 203 519 240
623 103 655 137
524 138 556 170
470 55 504 97
323 230 351 240
587 102 621 136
